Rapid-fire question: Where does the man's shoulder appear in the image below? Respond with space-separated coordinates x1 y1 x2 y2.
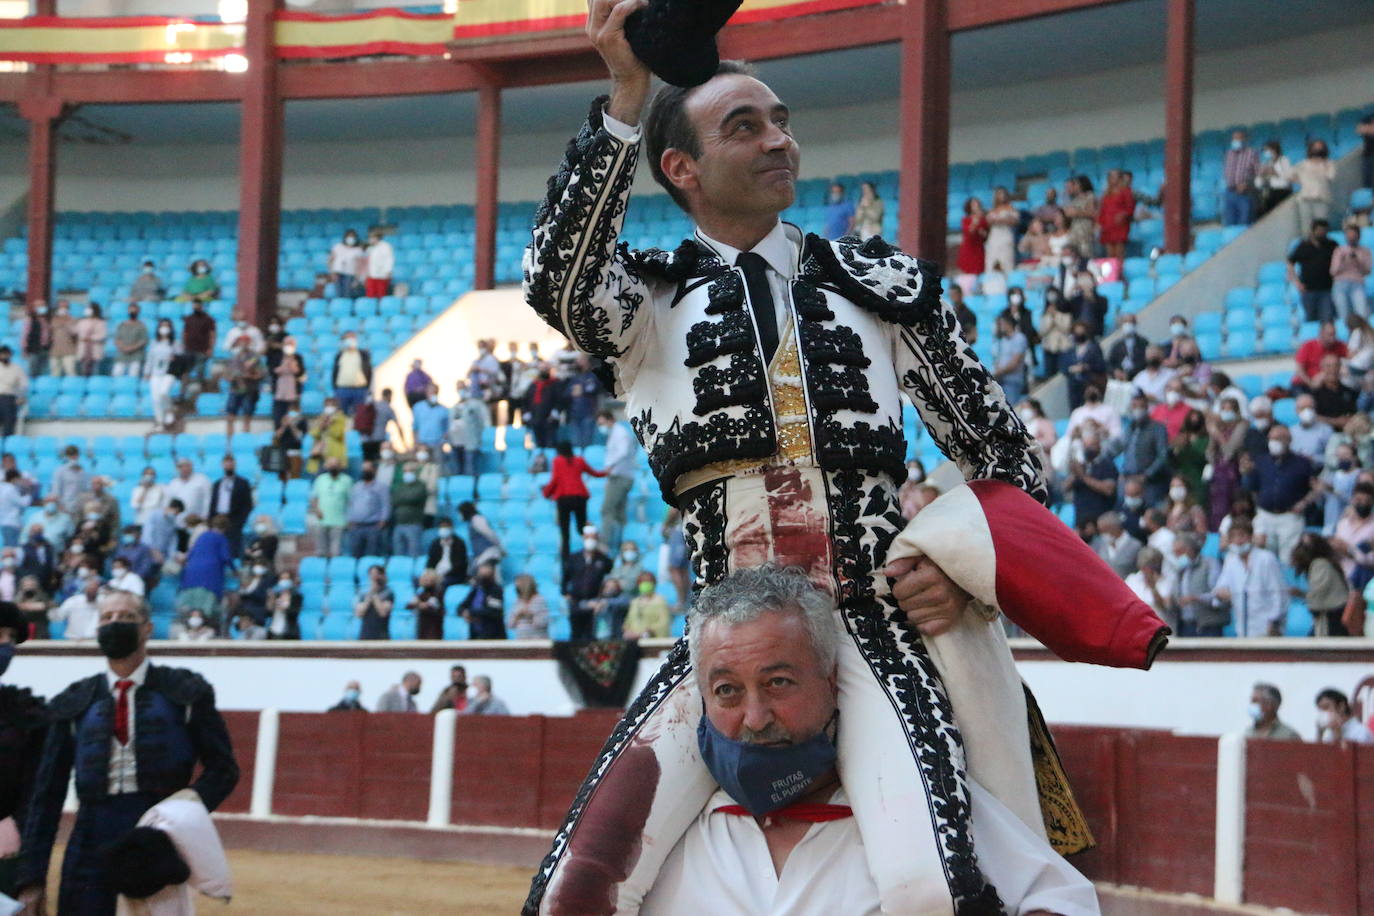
47 673 105 720
147 664 215 704
805 234 942 327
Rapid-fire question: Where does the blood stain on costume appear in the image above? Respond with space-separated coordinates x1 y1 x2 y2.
762 467 834 591
546 738 660 916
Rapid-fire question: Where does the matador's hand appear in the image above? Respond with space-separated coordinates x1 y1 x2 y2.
883 555 971 637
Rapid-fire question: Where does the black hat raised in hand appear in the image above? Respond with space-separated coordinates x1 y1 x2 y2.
625 0 745 89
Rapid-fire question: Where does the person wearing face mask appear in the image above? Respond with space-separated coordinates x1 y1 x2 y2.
1165 533 1223 636
272 404 308 484
1243 682 1300 741
457 561 505 640
49 445 89 516
271 334 306 429
386 462 428 556
359 387 403 464
1285 393 1332 465
1104 313 1145 383
221 307 264 357
639 566 1094 915
997 286 1040 368
20 300 52 378
129 466 166 529
621 571 671 639
610 540 645 595
1310 354 1358 433
563 524 613 640
1203 397 1248 530
1156 314 1193 369
243 515 278 568
544 441 609 565
1062 321 1106 410
47 300 79 377
456 500 503 576
1315 688 1373 745
424 516 469 591
990 314 1029 404
1210 518 1287 637
0 601 46 900
1065 424 1118 531
330 331 373 418
52 573 103 640
179 259 219 303
1065 271 1107 339
1288 220 1339 324
111 303 148 379
1170 409 1210 505
459 675 510 717
73 301 107 377
1127 346 1171 408
307 397 350 476
1331 482 1374 587
823 181 854 240
113 524 158 592
129 259 165 303
328 229 364 298
209 456 254 559
1112 393 1171 508
363 227 394 299
180 296 217 384
1290 533 1350 637
448 379 490 479
1253 140 1293 217
506 574 550 640
234 559 276 626
597 408 638 552
1319 442 1362 533
0 345 24 443
107 558 145 597
1148 379 1193 442
411 383 450 455
14 589 239 916
1065 384 1121 442
265 574 301 640
1293 140 1337 234
144 318 181 426
1221 128 1258 226
344 460 391 559
329 680 366 712
309 458 353 559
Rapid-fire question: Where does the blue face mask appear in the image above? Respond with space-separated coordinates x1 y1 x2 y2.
0 642 13 677
696 712 838 817
344 688 360 703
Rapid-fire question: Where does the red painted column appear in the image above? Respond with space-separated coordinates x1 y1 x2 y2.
1163 0 1194 254
236 0 285 326
474 82 502 291
21 96 61 309
897 0 951 265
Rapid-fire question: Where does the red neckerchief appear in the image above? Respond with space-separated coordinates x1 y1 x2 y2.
713 802 853 823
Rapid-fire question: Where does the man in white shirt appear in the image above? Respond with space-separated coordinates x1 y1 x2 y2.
163 458 211 523
53 574 103 640
364 227 394 299
1065 386 1122 441
597 408 638 552
1211 518 1287 637
222 307 265 355
1315 688 1374 745
640 566 1097 916
1129 346 1175 404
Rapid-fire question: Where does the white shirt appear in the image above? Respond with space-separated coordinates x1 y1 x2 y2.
108 571 146 597
54 592 101 640
106 658 149 794
603 422 638 479
1330 718 1374 744
1125 568 1173 617
165 472 211 521
642 784 1099 916
223 323 265 355
1212 548 1287 637
329 241 363 275
1066 402 1122 441
1131 367 1176 403
366 240 395 279
130 482 167 527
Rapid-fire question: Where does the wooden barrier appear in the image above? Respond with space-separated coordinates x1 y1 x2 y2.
218 710 259 815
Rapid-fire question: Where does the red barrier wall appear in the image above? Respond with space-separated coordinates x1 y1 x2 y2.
452 715 544 827
218 710 258 815
537 709 623 830
1245 741 1360 914
1358 748 1374 915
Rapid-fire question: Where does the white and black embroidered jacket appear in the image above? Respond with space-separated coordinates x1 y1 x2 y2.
524 97 1047 506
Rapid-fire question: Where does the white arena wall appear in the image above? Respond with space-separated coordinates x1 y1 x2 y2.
9 641 1372 742
4 20 1368 215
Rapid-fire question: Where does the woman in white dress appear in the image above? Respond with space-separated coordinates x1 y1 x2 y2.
144 318 181 429
985 186 1019 279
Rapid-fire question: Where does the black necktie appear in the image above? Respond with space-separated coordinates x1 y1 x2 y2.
736 251 780 365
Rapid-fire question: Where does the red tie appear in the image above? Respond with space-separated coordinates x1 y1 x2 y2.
114 679 134 746
714 802 853 823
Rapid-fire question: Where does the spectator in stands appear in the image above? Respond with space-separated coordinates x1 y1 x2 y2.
955 198 987 293
181 299 217 381
1292 320 1348 393
233 613 267 640
332 332 372 417
1015 400 1056 459
984 187 1017 277
1289 219 1338 323
355 564 394 640
1149 378 1191 442
425 517 469 591
580 576 629 638
180 258 219 303
1129 346 1172 404
470 340 504 423
179 515 235 627
20 301 50 378
507 574 550 640
1316 688 1374 744
0 346 26 440
1031 186 1061 226
1205 397 1248 530
1098 169 1134 261
988 314 1028 404
998 288 1039 369
1089 507 1141 579
209 456 253 558
608 540 644 596
1067 424 1117 528
457 501 502 577
503 342 532 429
271 336 305 428
1044 210 1073 263
1062 175 1098 258
48 445 87 516
144 318 179 427
1172 409 1210 502
129 258 164 302
1332 223 1372 322
111 302 148 378
244 515 279 568
363 227 395 299
224 308 264 355
1063 321 1106 410
1066 384 1121 441
1172 337 1211 397
430 666 469 713
177 607 217 641
411 384 449 454
376 671 420 712
410 568 445 640
329 229 364 298
1222 129 1259 226
622 571 671 640
273 406 307 482
306 398 349 475
1291 533 1350 637
592 410 637 554
1332 482 1374 584
309 458 351 558
458 560 505 640
266 573 301 640
545 441 607 562
224 335 265 438
103 552 144 597
1112 393 1171 507
461 676 510 716
358 387 402 463
1123 544 1168 620
140 496 179 563
15 574 51 638
113 525 156 590
19 523 55 588
1016 218 1051 265
415 446 441 523
1106 313 1147 381
48 301 77 377
1166 533 1221 636
564 525 612 640
1293 139 1337 232
1212 517 1286 637
1254 140 1293 217
86 475 119 536
264 316 285 369
566 356 604 450
527 365 564 449
1311 354 1358 431
1067 270 1108 338
852 180 884 239
343 460 389 559
1289 393 1332 462
233 557 275 626
946 285 976 345
160 460 207 528
448 384 488 477
0 550 16 600
1241 425 1315 568
1245 683 1300 740
403 359 433 409
390 464 428 558
1158 314 1193 368
330 681 366 711
52 573 101 640
1037 287 1073 381
1320 441 1361 532
824 182 854 240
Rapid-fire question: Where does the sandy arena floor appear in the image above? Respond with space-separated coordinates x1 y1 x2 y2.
47 845 534 914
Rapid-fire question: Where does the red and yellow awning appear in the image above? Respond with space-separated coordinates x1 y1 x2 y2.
0 0 889 64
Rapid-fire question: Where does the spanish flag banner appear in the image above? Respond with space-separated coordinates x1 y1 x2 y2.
0 15 242 64
275 7 452 60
